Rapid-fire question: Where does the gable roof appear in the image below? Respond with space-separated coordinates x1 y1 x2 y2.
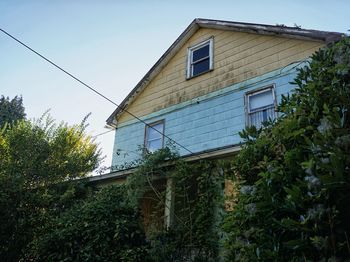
106 18 343 126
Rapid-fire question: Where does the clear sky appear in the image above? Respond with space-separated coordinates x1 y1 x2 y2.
1 0 348 172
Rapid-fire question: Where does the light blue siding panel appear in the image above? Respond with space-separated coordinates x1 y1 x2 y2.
111 68 300 168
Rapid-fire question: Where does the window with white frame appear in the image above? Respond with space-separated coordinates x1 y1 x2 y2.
187 38 213 78
145 121 164 152
246 87 276 128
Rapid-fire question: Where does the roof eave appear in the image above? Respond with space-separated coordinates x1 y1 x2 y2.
196 18 342 43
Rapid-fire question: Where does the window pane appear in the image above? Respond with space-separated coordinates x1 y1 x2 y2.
147 123 163 140
249 89 274 111
249 107 275 128
192 44 209 62
146 122 164 152
192 58 210 76
147 139 162 152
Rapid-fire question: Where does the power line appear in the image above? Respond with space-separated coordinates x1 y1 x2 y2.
0 28 307 159
91 129 114 138
0 28 197 156
93 56 303 139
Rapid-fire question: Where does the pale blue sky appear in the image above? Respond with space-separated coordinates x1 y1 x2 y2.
0 0 348 172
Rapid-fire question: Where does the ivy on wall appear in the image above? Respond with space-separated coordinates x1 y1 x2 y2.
126 147 225 261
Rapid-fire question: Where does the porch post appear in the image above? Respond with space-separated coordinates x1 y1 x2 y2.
164 177 175 228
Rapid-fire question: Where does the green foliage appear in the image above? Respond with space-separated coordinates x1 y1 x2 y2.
0 95 26 129
127 147 224 261
126 147 179 206
224 37 350 261
0 114 101 261
29 185 148 261
168 160 223 261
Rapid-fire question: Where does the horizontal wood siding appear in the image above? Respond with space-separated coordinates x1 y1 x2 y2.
111 69 296 168
118 28 323 123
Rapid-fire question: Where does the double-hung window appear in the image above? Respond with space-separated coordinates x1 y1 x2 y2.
187 38 213 78
145 121 164 153
246 87 276 128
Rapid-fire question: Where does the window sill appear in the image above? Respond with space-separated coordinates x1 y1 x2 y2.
186 68 213 81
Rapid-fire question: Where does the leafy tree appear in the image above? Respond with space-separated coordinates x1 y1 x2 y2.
0 115 101 261
224 37 350 261
0 95 26 128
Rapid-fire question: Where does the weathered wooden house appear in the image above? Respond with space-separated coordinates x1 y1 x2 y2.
91 18 342 228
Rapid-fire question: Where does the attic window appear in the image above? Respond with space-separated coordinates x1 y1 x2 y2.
187 38 213 79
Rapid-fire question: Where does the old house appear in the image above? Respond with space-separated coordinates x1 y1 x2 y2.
91 18 342 228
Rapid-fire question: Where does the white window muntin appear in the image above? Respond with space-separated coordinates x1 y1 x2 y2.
145 120 165 152
187 38 213 79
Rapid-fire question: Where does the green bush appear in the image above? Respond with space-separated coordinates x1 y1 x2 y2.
30 185 148 261
224 37 350 261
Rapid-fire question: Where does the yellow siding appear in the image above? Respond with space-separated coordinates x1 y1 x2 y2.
118 28 324 123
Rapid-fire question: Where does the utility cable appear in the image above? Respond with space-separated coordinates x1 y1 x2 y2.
0 28 198 157
91 129 114 138
0 28 307 158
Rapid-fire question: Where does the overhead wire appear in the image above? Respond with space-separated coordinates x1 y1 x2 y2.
0 28 198 157
91 59 305 139
0 28 308 159
91 129 114 138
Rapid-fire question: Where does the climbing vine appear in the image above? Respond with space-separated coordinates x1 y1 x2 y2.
126 147 226 261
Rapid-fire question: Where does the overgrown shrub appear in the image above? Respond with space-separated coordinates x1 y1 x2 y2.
224 37 350 261
30 185 148 261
